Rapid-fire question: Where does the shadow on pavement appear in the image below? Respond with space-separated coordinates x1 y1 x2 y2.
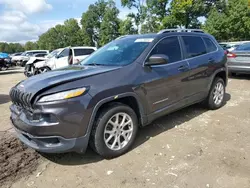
0 67 24 75
229 74 250 80
42 93 231 166
0 94 10 105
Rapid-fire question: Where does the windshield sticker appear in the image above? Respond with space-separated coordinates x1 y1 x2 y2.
135 38 154 43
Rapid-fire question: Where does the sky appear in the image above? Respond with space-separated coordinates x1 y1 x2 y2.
0 0 133 43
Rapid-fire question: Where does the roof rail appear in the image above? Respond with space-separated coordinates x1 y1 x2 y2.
158 29 204 34
115 35 128 40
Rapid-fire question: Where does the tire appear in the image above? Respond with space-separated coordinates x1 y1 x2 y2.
35 67 50 75
0 66 7 71
90 103 138 158
206 77 225 110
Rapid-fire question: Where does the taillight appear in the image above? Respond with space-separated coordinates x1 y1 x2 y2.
227 52 236 58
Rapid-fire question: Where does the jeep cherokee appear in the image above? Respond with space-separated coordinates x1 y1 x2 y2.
9 29 228 158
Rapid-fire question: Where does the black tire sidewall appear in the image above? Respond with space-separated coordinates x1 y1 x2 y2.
208 78 225 110
92 105 138 158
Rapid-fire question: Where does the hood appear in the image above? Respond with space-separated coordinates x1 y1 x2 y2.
16 65 121 95
26 57 47 65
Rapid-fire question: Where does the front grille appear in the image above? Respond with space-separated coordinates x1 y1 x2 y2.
9 87 33 110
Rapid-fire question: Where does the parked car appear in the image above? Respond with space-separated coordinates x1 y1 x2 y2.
10 52 23 58
0 52 11 70
219 43 239 51
9 29 227 158
15 50 49 67
227 42 250 75
33 46 96 75
10 52 23 65
24 48 64 77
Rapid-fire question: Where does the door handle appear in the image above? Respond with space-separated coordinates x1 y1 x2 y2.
178 65 188 71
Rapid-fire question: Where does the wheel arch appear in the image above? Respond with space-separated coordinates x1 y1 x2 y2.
86 93 147 137
209 68 228 90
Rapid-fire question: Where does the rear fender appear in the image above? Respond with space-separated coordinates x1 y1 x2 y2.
208 67 228 90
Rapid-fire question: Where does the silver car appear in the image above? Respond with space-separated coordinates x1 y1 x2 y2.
227 43 250 75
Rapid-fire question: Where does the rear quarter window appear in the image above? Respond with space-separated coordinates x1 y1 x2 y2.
74 49 95 56
182 36 207 58
203 37 217 53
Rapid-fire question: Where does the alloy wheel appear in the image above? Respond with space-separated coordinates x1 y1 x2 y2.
104 112 133 151
213 82 224 105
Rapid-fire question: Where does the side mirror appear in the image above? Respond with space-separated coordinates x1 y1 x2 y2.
145 54 169 66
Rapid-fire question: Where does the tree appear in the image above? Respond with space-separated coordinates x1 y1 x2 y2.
203 9 228 41
119 17 138 35
24 41 38 50
204 0 250 41
121 0 147 33
146 0 168 21
141 0 168 33
63 19 81 46
162 0 227 29
99 1 120 46
81 0 108 47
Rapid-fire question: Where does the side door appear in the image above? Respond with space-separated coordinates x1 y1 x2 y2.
55 48 70 69
143 36 190 114
181 35 211 100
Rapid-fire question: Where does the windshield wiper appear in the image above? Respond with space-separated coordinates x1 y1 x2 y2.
85 63 105 66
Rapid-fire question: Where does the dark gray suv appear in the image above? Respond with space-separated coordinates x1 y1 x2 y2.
9 29 228 158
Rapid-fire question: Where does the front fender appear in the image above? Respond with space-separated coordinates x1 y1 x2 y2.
34 60 47 68
86 92 147 137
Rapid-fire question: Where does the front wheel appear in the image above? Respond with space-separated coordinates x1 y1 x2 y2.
90 103 138 158
206 77 225 110
35 67 50 75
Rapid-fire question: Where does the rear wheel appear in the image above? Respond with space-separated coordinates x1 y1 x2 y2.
206 77 225 110
90 103 138 158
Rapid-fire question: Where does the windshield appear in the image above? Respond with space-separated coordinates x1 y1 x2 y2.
80 37 153 66
21 52 26 56
47 49 61 58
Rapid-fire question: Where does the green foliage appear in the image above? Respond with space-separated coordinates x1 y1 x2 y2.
81 0 108 47
0 42 24 53
204 0 250 41
121 0 147 32
2 0 250 51
119 17 138 35
99 1 120 46
24 41 38 51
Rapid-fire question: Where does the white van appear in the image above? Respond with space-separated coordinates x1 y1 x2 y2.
33 46 96 74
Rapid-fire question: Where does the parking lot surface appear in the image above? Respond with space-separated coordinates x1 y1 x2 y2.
0 67 250 188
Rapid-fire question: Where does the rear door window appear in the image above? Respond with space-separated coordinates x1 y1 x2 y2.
74 49 95 56
182 36 207 58
150 36 182 63
203 37 217 53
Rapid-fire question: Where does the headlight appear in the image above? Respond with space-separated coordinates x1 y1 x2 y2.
39 88 87 102
4 58 10 62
